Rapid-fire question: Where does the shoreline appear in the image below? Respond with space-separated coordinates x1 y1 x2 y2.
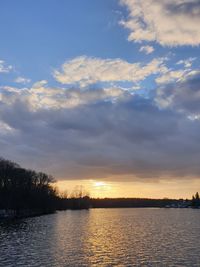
1 206 198 221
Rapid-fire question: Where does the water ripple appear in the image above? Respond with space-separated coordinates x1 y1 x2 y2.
1 209 200 266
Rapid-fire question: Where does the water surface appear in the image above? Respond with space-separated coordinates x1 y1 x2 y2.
1 208 200 266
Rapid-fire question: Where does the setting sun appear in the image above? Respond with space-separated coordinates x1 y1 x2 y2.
93 181 106 187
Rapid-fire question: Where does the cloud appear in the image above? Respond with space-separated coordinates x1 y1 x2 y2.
1 78 200 182
0 121 14 134
32 80 48 88
120 0 200 46
0 60 12 73
0 82 127 110
156 58 198 84
139 45 154 54
15 76 31 84
156 71 200 117
54 56 167 87
176 58 196 68
1 58 200 183
156 69 188 84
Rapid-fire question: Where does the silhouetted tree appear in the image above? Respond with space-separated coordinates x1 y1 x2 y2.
0 157 58 215
56 185 90 210
191 192 200 208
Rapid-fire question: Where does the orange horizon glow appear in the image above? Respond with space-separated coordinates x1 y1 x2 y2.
55 179 200 199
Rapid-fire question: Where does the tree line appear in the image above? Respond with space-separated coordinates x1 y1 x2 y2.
0 157 57 214
0 157 90 216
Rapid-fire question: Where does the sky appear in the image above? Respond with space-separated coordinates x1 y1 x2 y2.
1 0 200 198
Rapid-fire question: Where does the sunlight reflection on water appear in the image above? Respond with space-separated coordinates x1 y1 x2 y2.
1 208 200 266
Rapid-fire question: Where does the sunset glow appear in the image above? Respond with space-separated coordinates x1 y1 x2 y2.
56 179 200 199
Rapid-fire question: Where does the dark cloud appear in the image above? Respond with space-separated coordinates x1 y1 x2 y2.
166 0 200 16
1 82 200 182
156 72 200 116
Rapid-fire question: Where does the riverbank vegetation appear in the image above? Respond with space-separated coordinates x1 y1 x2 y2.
0 157 200 219
0 158 58 216
0 158 91 217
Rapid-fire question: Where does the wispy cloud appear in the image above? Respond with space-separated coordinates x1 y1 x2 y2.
15 76 31 84
0 60 12 73
156 69 188 84
156 57 198 84
120 0 200 46
54 56 166 87
139 45 154 54
176 58 196 68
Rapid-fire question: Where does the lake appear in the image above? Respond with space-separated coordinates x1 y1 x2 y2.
1 208 200 266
